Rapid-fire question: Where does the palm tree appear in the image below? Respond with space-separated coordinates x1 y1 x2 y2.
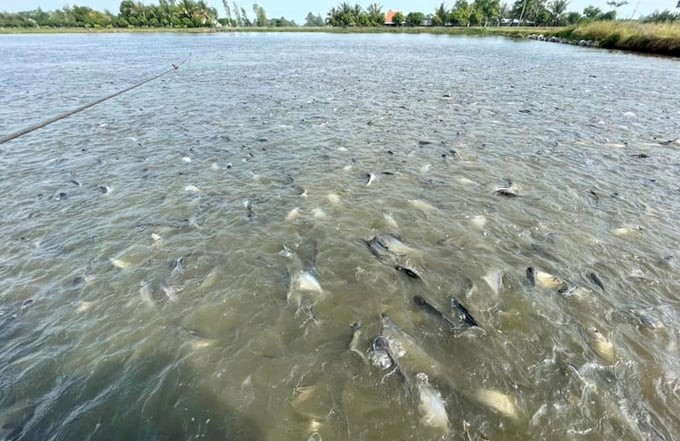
514 0 547 23
549 0 569 25
326 6 337 25
339 2 353 26
368 2 383 25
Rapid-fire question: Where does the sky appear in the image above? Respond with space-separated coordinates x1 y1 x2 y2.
0 0 675 24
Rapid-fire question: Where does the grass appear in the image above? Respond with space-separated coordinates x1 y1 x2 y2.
556 21 680 56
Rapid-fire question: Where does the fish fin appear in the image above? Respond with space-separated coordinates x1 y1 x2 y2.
526 267 536 287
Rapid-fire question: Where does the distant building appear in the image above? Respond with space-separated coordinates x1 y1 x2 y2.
384 9 396 26
500 18 534 26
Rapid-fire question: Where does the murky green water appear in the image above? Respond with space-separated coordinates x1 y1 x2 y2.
1 32 679 441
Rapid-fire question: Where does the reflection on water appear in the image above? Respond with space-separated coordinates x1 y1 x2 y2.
0 32 679 441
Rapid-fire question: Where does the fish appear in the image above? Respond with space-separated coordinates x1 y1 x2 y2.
526 267 566 290
349 322 368 365
184 185 200 193
292 271 323 294
493 187 518 197
394 264 422 280
482 269 505 295
378 234 419 256
587 327 616 364
170 256 186 276
311 208 327 220
413 295 481 331
371 335 412 387
472 388 521 420
244 200 255 219
415 373 450 431
383 212 399 229
170 325 216 350
110 258 130 270
457 177 477 186
98 185 112 194
75 301 95 313
285 207 300 222
327 193 340 205
290 385 333 422
365 171 395 186
493 180 520 197
307 432 322 441
161 284 182 302
139 281 156 308
199 267 220 290
363 233 419 263
363 236 390 260
380 314 443 378
413 295 455 327
559 286 593 300
612 226 644 237
368 335 394 370
588 272 605 291
287 241 323 308
471 215 487 230
366 173 376 186
450 297 481 328
408 199 438 214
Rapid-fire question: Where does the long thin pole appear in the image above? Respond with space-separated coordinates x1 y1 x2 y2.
0 53 190 145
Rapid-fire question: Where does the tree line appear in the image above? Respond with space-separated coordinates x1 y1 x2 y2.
0 0 678 29
316 1 679 27
0 0 295 28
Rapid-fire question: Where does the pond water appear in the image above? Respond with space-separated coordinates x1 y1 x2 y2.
0 32 679 441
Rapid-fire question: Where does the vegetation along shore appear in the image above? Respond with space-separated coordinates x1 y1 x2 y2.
1 0 679 57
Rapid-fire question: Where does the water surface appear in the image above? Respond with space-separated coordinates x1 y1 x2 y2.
0 32 679 441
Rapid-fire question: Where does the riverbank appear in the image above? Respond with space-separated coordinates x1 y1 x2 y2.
1 22 678 57
0 25 554 37
555 21 680 57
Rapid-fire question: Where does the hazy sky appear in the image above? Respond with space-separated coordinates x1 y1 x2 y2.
0 0 675 24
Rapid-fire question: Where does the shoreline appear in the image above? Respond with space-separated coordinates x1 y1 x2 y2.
1 24 677 57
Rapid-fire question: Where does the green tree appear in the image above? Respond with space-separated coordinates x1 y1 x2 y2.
270 16 295 26
451 0 473 25
512 0 547 23
473 0 500 26
367 3 384 25
253 3 267 26
435 2 449 25
240 6 250 26
222 0 232 25
392 11 404 25
405 11 425 26
565 10 581 24
582 5 602 19
232 2 243 26
548 0 569 25
641 10 679 22
304 12 324 26
499 2 511 17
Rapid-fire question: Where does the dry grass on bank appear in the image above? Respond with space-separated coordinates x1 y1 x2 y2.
558 21 680 56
